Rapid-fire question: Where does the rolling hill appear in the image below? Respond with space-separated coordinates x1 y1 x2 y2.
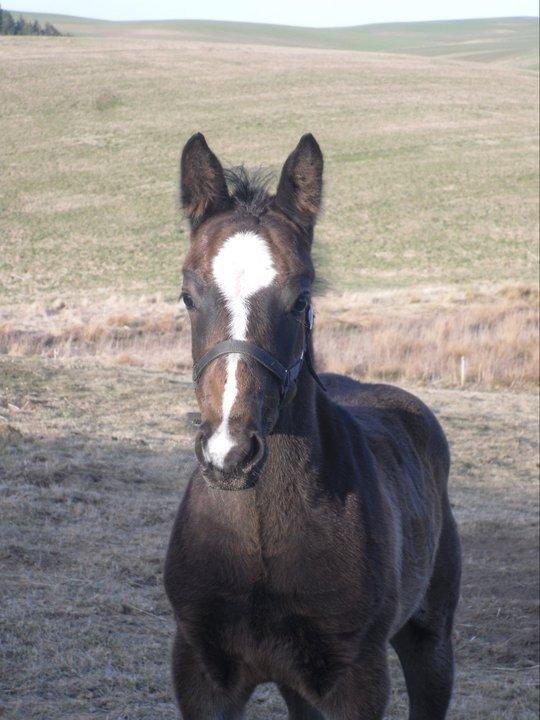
6 12 539 66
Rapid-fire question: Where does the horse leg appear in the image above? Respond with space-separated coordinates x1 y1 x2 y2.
278 685 325 720
171 631 253 719
391 510 461 720
313 647 391 720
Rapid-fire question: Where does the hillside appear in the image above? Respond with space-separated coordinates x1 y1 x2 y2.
7 12 539 66
1 34 538 300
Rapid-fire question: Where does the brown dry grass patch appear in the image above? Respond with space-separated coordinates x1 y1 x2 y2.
0 285 537 389
316 289 539 389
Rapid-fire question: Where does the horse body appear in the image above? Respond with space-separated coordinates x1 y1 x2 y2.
164 134 461 719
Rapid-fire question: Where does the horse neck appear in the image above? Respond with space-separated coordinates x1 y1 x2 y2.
263 361 323 487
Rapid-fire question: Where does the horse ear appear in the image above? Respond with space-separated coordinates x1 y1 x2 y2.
274 134 323 238
180 133 231 230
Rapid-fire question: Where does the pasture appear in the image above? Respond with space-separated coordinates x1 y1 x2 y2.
1 15 539 719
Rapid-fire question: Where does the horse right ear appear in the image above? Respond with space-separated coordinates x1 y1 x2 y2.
274 134 323 239
180 133 231 231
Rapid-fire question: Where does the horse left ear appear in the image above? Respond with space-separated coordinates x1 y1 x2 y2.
274 134 323 239
180 133 231 231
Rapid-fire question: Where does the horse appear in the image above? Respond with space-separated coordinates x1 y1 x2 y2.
164 133 461 719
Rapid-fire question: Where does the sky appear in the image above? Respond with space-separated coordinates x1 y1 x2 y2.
5 0 539 26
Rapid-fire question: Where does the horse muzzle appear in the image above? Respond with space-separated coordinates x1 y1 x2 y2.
194 424 266 490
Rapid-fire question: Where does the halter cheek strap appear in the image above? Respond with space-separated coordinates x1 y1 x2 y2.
192 306 326 404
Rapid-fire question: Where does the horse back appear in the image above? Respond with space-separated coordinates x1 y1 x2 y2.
321 372 450 487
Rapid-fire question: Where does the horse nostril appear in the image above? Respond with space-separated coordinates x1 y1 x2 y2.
218 431 265 476
242 432 265 473
196 425 266 478
194 427 211 467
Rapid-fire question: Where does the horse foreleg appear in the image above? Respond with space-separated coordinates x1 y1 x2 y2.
391 509 461 720
311 648 391 720
171 631 253 719
278 684 326 720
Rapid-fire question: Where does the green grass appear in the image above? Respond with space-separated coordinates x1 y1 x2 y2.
0 21 538 301
7 12 539 65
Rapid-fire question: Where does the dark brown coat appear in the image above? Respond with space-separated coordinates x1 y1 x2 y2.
164 134 461 720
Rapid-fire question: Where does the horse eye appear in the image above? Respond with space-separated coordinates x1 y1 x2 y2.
292 294 309 315
181 292 195 310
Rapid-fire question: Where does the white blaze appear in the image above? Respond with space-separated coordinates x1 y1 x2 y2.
206 231 276 469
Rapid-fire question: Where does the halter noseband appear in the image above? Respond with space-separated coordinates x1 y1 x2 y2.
192 306 326 404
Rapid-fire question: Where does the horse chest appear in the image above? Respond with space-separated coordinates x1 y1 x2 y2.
201 504 367 635
190 548 367 694
182 478 370 613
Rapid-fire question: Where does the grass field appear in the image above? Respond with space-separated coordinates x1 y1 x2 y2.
8 13 540 67
0 15 539 720
1 22 538 299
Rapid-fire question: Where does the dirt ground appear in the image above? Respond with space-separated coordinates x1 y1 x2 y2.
1 356 538 719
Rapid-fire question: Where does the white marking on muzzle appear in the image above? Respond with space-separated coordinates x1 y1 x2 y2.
205 231 276 469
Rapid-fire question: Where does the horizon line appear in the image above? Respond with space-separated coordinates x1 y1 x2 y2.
4 9 539 30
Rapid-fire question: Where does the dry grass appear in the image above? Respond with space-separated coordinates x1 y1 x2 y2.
315 285 539 389
0 285 536 390
0 294 192 373
0 357 538 718
93 90 123 112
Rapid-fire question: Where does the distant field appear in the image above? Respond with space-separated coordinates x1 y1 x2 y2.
1 29 538 301
7 13 540 67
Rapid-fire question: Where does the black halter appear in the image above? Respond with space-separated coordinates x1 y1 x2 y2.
192 306 326 404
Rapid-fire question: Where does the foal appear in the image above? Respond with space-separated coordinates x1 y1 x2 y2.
164 133 461 719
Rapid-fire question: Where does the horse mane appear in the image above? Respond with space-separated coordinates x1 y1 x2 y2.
224 164 327 294
224 166 274 218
